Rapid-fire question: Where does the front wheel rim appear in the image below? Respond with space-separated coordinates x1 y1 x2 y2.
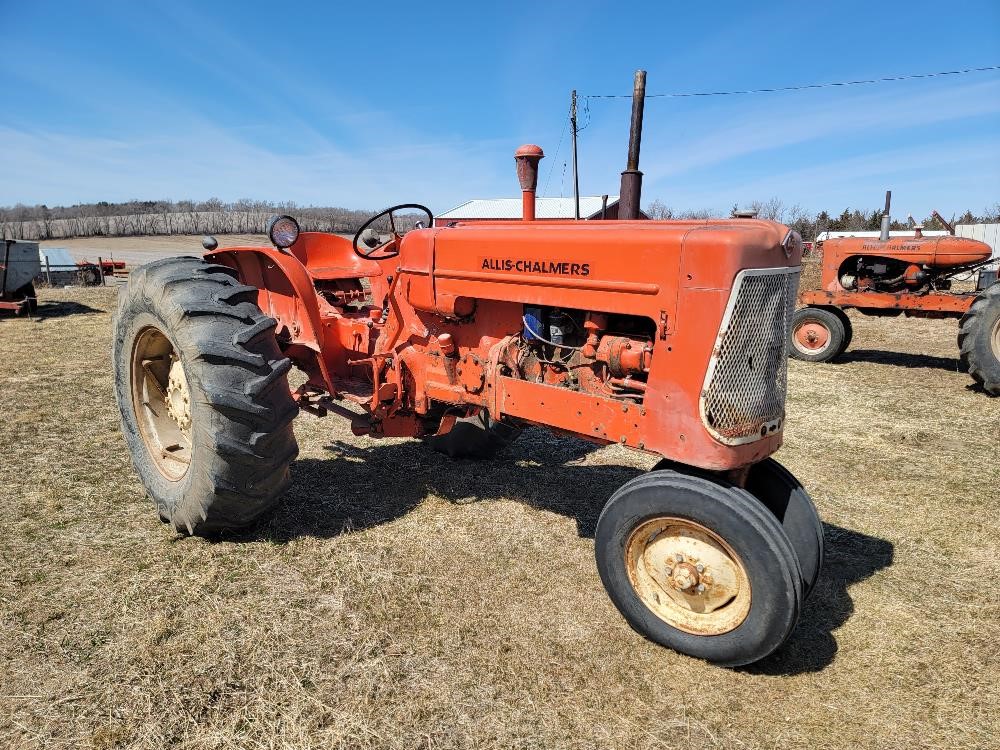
130 326 192 481
793 320 832 355
625 517 751 635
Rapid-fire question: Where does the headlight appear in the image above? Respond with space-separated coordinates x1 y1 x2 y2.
267 215 300 248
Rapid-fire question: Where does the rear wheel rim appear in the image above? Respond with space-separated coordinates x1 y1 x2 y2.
991 316 1000 360
624 517 751 635
130 326 192 481
793 320 831 355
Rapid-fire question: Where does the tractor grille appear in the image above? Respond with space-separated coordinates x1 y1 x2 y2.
700 267 800 445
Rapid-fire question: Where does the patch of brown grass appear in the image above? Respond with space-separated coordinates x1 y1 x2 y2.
1 288 997 749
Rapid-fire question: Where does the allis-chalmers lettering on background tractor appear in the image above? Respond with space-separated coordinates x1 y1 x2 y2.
113 77 820 666
791 191 1000 394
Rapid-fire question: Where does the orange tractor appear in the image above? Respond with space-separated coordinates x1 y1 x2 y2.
113 77 818 666
791 192 1000 394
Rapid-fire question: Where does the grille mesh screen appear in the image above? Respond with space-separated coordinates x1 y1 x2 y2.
701 269 800 445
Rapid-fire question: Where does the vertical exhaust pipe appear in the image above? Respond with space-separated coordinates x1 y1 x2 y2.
880 189 892 241
618 70 646 220
514 145 544 221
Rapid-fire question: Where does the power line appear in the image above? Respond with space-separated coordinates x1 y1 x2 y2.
582 65 1000 100
541 106 569 197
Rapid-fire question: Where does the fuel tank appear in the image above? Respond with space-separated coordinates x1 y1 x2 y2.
827 235 992 268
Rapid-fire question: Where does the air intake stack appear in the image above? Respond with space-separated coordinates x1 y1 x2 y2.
514 145 544 221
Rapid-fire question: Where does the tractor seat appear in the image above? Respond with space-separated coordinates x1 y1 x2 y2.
290 232 383 281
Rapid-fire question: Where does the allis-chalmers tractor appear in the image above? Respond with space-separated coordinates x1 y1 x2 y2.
791 192 1000 394
113 79 819 666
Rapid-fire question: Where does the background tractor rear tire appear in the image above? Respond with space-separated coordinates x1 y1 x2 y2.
595 469 803 667
958 282 1000 395
790 306 846 363
113 257 299 535
424 412 522 459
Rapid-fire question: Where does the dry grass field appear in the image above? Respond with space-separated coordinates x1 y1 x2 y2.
1 286 998 750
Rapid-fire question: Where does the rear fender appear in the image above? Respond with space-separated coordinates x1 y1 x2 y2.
204 246 337 392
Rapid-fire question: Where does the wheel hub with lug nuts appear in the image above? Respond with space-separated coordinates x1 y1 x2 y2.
794 321 830 352
625 517 751 635
165 356 192 435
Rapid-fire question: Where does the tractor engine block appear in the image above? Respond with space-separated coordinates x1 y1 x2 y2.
515 306 653 402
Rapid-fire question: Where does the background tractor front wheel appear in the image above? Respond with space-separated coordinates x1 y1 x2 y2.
113 257 299 535
958 282 1000 395
790 306 847 363
595 469 803 667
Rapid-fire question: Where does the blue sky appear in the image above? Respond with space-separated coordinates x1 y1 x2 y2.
1 0 998 218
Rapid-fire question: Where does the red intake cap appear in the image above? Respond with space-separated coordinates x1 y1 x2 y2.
514 144 544 191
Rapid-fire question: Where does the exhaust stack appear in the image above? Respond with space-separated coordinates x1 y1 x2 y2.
514 145 544 221
880 190 892 241
618 70 646 220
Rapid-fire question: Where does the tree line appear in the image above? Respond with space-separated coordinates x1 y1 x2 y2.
646 198 1000 239
3 196 998 242
0 199 375 241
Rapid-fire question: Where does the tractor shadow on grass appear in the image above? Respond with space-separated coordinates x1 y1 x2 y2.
241 429 893 676
839 348 961 372
744 522 894 676
0 300 105 322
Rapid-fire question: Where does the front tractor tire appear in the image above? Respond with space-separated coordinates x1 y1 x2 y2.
958 282 1000 395
595 469 803 667
789 306 849 363
113 257 299 535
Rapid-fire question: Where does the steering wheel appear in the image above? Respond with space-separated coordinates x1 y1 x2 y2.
352 203 434 260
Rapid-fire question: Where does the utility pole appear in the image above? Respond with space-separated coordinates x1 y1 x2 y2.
571 90 580 220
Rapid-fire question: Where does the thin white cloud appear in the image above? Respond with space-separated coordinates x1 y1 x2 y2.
640 78 1000 181
0 123 507 211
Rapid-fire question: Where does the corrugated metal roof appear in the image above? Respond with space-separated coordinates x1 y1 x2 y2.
437 196 619 220
38 247 75 268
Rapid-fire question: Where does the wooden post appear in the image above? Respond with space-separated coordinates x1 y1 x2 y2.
45 255 52 286
98 256 106 286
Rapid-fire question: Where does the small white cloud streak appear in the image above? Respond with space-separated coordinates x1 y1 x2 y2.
673 137 1000 217
0 122 510 211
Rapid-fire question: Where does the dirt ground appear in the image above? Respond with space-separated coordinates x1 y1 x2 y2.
1 286 998 750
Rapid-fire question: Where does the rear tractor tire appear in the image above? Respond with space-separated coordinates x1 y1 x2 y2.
424 411 522 459
958 282 1000 396
113 257 299 535
595 468 803 667
789 306 848 363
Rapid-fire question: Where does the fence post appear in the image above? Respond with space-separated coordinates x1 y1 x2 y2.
98 256 106 286
45 256 52 286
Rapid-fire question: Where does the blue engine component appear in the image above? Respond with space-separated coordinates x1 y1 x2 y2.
523 306 545 341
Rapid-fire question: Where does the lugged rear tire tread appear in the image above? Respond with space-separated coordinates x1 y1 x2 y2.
958 283 1000 395
113 257 299 535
